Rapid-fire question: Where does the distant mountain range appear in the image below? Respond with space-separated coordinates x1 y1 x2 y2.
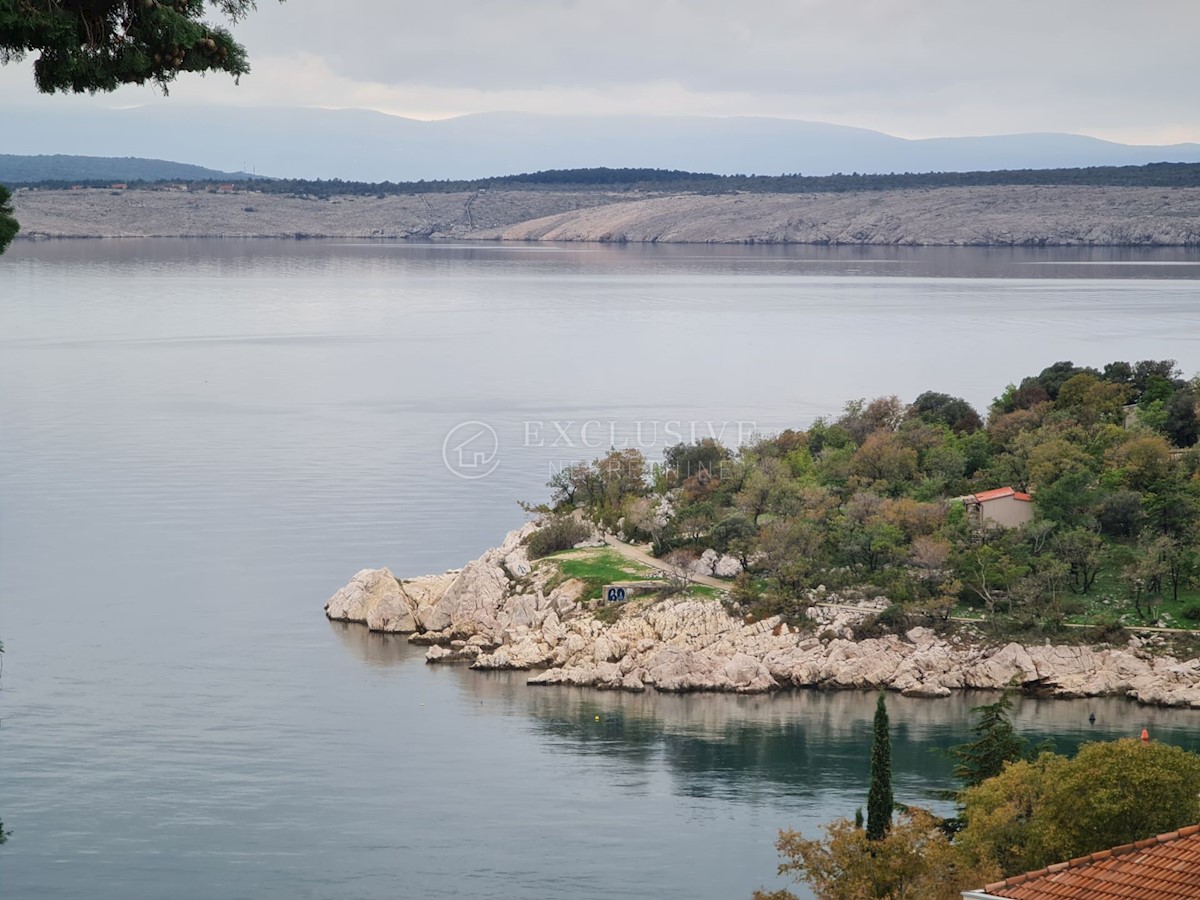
3 106 1198 182
0 153 255 183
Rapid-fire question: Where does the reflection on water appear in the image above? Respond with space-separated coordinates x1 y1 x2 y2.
327 618 426 668
332 620 1200 811
4 240 1200 900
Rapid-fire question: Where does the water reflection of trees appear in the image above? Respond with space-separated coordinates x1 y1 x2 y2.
330 620 1200 803
496 685 1200 804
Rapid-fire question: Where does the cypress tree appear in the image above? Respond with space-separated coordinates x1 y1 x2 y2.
866 690 893 841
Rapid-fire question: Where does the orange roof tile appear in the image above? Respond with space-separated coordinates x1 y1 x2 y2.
972 823 1200 899
972 487 1033 504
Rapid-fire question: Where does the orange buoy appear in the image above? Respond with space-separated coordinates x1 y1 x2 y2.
1141 728 1150 743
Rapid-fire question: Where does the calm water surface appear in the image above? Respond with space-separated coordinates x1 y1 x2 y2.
2 240 1200 899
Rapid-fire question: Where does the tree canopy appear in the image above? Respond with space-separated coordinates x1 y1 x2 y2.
759 733 1200 900
0 185 17 254
946 691 1028 789
548 358 1200 638
0 0 264 93
755 808 996 900
956 738 1200 875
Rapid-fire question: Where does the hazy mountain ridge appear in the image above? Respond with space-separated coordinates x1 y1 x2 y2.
0 153 255 183
2 106 1198 182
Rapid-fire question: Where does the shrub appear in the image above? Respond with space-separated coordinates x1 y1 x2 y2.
745 592 816 630
1083 616 1128 645
523 516 593 558
1182 603 1200 622
852 603 913 639
593 601 625 625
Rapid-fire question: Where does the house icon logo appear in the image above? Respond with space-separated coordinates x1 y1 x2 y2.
442 421 501 480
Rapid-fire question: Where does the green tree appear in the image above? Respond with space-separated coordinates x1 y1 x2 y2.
1053 528 1106 594
0 0 266 94
957 739 1200 875
0 185 16 255
1055 372 1128 426
951 539 1029 622
1164 388 1199 447
909 391 983 434
866 691 893 841
947 691 1027 789
755 809 996 900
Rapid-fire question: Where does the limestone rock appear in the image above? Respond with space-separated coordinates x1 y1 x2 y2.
420 523 538 636
504 548 531 578
713 554 743 578
367 593 418 633
329 520 1200 707
425 643 481 664
325 567 421 632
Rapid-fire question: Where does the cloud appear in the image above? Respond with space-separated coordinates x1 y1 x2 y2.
0 0 1196 142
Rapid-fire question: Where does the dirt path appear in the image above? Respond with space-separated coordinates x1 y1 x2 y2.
602 535 731 591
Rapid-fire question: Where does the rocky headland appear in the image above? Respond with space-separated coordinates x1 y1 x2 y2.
324 521 1200 708
13 184 1200 245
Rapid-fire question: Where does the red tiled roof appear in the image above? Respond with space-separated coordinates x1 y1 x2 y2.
974 824 1200 899
973 487 1033 504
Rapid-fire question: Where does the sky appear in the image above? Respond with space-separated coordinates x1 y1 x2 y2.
1 0 1198 143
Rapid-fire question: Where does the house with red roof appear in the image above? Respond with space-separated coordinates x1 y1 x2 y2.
959 486 1034 529
962 823 1200 899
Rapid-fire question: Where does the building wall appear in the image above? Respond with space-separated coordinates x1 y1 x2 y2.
980 496 1034 528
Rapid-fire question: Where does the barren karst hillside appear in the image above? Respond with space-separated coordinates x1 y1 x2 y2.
12 183 1200 245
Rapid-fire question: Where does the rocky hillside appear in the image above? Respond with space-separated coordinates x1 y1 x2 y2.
480 185 1200 245
325 522 1200 707
8 187 625 239
11 184 1200 245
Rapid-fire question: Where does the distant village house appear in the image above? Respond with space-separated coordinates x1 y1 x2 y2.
957 486 1034 529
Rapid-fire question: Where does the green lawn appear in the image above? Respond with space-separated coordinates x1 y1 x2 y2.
544 548 720 604
545 547 657 598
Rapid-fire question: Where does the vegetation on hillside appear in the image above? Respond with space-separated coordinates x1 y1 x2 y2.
12 161 1200 198
541 359 1200 636
0 154 253 184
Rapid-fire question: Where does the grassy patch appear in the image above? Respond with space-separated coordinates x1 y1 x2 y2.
951 560 1200 633
544 547 657 599
1054 563 1200 629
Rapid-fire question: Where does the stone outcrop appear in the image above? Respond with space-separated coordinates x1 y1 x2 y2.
325 526 1200 707
689 548 744 578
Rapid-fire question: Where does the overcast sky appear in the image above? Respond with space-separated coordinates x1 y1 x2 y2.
1 0 1197 143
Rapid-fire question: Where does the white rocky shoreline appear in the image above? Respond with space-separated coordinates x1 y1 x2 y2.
324 522 1200 708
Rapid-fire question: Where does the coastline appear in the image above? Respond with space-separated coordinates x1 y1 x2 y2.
324 521 1200 708
12 184 1200 246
